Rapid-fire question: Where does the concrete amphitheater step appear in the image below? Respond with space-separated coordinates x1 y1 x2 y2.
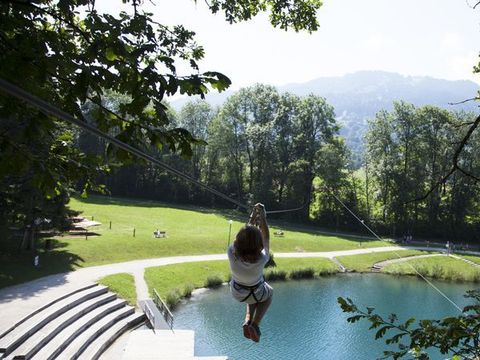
118 329 228 360
3 292 118 360
0 284 99 341
30 298 128 360
54 305 142 360
120 329 195 360
0 285 108 357
82 313 145 360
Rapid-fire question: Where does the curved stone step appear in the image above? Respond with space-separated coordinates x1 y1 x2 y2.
55 305 137 360
372 254 445 272
0 284 98 341
31 298 128 360
4 292 117 360
0 285 108 356
84 313 145 360
371 264 382 272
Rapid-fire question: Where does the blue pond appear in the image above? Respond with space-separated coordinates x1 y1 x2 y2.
173 274 477 360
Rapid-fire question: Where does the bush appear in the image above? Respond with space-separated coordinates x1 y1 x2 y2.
414 265 428 279
289 268 315 279
319 268 336 276
165 288 182 309
430 264 444 279
264 269 287 281
182 283 195 298
472 272 480 283
205 275 223 288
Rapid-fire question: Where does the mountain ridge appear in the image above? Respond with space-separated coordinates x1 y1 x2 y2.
170 70 479 162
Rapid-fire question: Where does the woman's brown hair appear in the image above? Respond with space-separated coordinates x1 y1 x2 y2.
233 225 263 263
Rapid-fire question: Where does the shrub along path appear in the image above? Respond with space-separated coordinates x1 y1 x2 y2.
0 245 478 337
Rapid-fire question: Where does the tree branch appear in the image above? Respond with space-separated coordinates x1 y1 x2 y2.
448 97 480 105
409 114 480 202
457 166 480 182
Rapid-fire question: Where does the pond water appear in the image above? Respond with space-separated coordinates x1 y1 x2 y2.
173 274 477 360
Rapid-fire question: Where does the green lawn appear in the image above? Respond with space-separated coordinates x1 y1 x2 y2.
98 273 137 306
2 195 384 288
144 258 339 307
382 256 480 282
0 195 458 290
336 250 433 272
66 196 388 262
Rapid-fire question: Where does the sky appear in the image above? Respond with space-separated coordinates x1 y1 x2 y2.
100 0 480 89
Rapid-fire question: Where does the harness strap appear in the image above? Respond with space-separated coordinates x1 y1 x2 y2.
233 279 266 303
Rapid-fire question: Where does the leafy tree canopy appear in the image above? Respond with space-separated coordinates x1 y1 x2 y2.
0 0 322 232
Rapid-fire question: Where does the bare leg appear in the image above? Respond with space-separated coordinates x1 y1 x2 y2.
251 296 272 326
243 303 257 339
245 303 257 322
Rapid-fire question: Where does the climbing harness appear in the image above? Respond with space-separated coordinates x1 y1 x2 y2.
232 278 267 303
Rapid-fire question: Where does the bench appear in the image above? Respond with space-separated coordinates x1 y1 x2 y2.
153 230 167 238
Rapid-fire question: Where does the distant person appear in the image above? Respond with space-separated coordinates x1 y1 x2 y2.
446 241 451 255
227 203 272 343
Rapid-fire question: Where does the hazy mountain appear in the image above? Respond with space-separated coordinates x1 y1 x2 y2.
171 71 479 163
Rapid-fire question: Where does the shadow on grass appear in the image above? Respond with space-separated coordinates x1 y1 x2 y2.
0 238 85 298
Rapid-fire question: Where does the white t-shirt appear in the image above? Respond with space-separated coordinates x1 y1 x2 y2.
227 245 269 286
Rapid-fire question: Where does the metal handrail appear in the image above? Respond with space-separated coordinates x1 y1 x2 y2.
153 289 174 329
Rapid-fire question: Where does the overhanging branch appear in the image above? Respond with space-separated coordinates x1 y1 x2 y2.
409 114 480 202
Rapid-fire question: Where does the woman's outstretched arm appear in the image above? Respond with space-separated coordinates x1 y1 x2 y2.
256 204 270 253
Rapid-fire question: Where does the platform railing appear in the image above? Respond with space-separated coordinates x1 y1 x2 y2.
152 289 174 330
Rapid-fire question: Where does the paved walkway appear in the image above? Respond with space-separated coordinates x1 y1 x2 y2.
1 245 478 336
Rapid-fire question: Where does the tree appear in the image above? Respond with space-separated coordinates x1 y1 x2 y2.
363 103 480 239
0 0 322 239
291 94 337 219
273 92 300 204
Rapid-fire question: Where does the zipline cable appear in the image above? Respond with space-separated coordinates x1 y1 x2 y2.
326 187 463 312
266 202 308 214
0 78 305 215
0 78 248 210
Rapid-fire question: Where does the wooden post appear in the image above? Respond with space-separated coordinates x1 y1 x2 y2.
85 229 88 240
133 228 136 237
92 216 94 221
109 221 112 230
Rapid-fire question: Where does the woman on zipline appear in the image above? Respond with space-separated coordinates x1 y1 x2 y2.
227 203 273 343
